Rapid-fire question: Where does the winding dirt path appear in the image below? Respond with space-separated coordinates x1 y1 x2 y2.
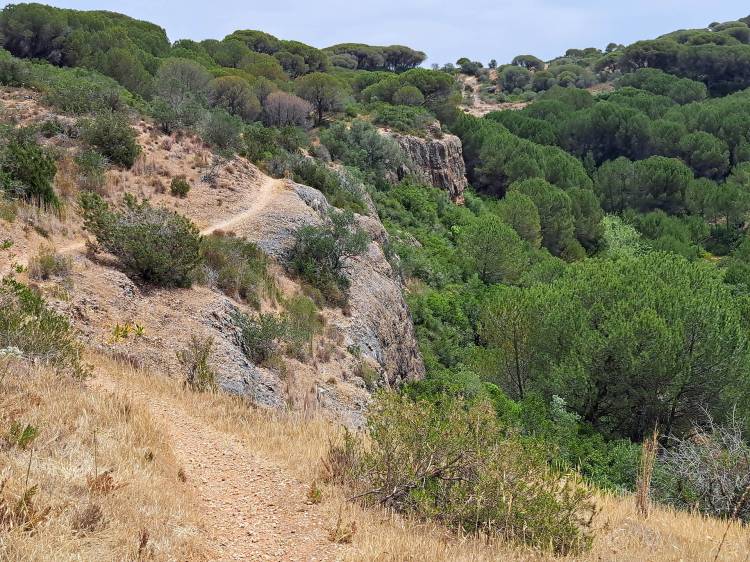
91 374 342 561
200 176 282 236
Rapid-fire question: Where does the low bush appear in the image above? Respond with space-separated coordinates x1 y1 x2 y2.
79 193 202 287
372 103 434 135
283 294 324 359
201 109 243 152
329 393 596 555
74 150 107 193
233 311 287 364
290 157 366 214
79 112 140 168
176 335 217 392
0 277 86 377
199 233 275 309
0 128 57 204
289 209 369 306
170 176 191 198
28 246 71 280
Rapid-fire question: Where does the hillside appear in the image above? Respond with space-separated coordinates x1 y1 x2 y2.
2 3 750 560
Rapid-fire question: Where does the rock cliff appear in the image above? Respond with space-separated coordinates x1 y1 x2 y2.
385 126 468 202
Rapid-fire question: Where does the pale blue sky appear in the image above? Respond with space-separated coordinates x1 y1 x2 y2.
5 1 749 65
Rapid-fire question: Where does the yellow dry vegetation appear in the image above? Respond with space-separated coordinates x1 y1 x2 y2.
2 352 749 561
0 358 208 561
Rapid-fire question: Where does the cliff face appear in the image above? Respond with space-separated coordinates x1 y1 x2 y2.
386 127 468 202
246 181 426 387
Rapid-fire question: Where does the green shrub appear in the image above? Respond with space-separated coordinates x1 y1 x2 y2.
74 150 107 192
0 128 57 205
320 120 406 179
392 85 425 106
372 103 434 135
329 393 596 554
28 246 71 280
289 209 369 306
242 122 279 162
201 109 243 152
283 294 323 359
33 65 129 115
233 311 287 364
79 112 140 168
177 335 217 392
170 176 191 198
199 233 275 309
0 277 86 377
290 157 366 214
79 193 201 287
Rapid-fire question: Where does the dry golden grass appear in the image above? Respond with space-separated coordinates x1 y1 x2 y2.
93 354 750 562
0 358 208 561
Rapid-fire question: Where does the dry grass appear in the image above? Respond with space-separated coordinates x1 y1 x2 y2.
0 358 208 561
91 354 750 562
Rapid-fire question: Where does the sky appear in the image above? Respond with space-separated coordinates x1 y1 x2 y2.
6 1 749 65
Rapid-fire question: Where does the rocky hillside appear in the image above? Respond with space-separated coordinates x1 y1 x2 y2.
384 124 468 202
0 88 425 425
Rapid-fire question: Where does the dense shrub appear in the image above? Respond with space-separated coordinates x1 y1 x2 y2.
0 128 57 204
201 109 243 152
290 157 366 214
199 233 275 309
79 112 140 168
233 311 287 364
79 193 202 287
74 150 107 193
170 176 191 198
320 120 406 179
372 103 434 135
329 393 596 554
289 209 369 305
0 276 86 377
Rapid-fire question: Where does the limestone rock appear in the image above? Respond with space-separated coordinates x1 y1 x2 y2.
385 126 468 202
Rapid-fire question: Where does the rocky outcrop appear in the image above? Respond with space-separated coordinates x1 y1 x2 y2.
244 180 426 387
385 126 468 202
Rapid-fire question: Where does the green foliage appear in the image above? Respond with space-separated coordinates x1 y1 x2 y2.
371 103 433 135
331 393 596 554
28 246 71 281
79 111 140 168
478 252 750 441
170 176 191 198
457 214 529 283
79 193 202 287
6 421 39 450
0 277 86 377
283 294 323 358
74 150 107 193
199 233 275 309
289 156 366 214
177 336 217 392
0 128 57 204
233 311 287 364
321 120 406 179
294 72 345 125
201 109 243 152
289 209 369 306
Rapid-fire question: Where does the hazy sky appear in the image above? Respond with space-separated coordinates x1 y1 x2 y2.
7 1 749 65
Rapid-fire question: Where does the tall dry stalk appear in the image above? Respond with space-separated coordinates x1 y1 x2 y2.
636 427 659 518
714 482 750 562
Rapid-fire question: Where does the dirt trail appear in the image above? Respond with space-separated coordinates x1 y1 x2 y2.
200 176 282 236
90 374 342 561
11 175 284 270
